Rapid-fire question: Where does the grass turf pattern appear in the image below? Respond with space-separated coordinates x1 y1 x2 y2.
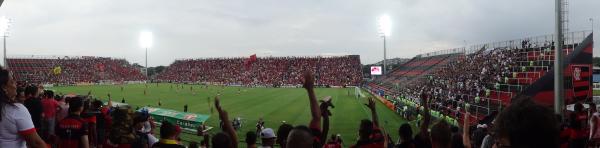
52 83 409 146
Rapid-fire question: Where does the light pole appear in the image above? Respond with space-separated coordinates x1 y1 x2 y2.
378 15 391 75
140 31 153 76
0 17 10 68
591 18 594 32
554 0 565 117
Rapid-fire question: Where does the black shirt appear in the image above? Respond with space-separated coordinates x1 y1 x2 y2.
24 97 43 129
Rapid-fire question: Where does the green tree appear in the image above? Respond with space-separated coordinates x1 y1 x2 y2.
594 57 600 67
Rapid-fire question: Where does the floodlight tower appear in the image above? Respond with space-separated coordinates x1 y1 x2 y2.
0 16 11 68
378 15 391 75
140 31 153 76
591 18 594 32
554 0 567 117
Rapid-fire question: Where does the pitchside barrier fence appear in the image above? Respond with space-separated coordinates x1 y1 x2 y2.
364 87 475 126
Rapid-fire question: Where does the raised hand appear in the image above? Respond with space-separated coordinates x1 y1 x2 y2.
319 96 334 117
303 71 314 89
462 112 472 148
365 97 376 111
213 95 238 148
215 96 222 112
365 97 379 126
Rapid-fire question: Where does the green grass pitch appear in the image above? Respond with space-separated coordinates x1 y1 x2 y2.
51 83 409 146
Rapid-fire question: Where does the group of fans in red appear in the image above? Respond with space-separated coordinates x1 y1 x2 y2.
8 57 147 85
155 56 362 87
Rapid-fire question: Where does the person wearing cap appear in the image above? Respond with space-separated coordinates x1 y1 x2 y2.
260 128 276 148
152 121 184 148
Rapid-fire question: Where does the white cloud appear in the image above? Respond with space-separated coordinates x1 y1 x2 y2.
0 0 597 66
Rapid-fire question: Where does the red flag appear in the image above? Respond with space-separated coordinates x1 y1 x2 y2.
249 54 257 62
245 54 257 69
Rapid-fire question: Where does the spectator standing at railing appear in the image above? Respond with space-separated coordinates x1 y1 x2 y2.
104 107 136 148
276 123 293 148
350 97 384 148
0 67 47 148
589 103 600 147
395 123 415 148
56 98 89 148
211 96 238 148
245 131 257 148
56 95 69 122
41 90 59 143
492 96 559 148
151 121 184 148
286 71 325 148
24 85 44 137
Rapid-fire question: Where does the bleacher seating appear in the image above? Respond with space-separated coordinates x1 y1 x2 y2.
8 56 146 84
156 55 362 86
368 42 582 125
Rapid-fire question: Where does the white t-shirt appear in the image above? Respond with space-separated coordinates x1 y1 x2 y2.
0 103 36 148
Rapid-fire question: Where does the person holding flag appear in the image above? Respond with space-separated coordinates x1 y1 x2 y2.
244 54 257 70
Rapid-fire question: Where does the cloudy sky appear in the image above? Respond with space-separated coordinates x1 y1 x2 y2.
0 0 598 66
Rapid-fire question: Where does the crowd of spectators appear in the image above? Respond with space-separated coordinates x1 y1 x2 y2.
0 66 576 147
8 56 147 85
370 43 562 127
155 56 362 86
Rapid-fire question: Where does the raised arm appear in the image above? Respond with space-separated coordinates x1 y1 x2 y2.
215 96 238 148
419 92 431 137
21 133 47 148
462 112 472 148
320 97 334 143
303 71 321 129
365 97 379 127
107 93 112 107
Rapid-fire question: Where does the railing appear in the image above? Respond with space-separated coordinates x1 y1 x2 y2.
417 47 465 58
173 55 360 61
468 30 591 52
414 31 590 62
8 55 127 60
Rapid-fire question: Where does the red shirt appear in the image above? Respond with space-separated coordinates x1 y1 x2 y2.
57 114 89 148
352 127 385 148
324 142 342 148
560 128 573 148
42 99 59 119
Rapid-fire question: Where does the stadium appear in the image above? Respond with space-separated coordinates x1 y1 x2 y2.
0 0 598 148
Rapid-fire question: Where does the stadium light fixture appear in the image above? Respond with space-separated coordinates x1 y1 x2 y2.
0 16 11 68
140 31 153 76
378 15 391 37
377 14 391 75
140 31 153 48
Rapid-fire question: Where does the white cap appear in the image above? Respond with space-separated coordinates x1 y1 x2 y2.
261 128 276 139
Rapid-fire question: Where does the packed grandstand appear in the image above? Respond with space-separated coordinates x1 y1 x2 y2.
2 29 595 148
7 31 593 126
